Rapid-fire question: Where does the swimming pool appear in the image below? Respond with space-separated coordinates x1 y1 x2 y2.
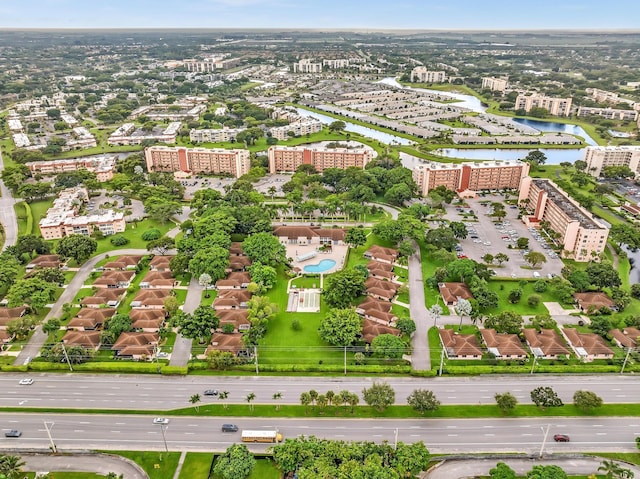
303 259 336 273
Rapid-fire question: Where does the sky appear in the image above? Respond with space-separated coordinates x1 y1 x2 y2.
1 0 639 30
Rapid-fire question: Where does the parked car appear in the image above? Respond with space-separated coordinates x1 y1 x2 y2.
4 430 21 438
553 434 570 442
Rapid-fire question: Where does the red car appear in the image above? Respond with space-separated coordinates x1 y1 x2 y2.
553 434 570 442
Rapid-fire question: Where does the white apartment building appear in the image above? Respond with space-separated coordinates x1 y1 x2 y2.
482 77 508 93
515 93 572 117
269 118 323 141
322 59 350 69
8 118 23 132
39 187 125 240
292 59 323 74
190 128 246 143
410 67 446 83
583 145 640 177
108 122 181 146
183 58 222 72
577 107 638 122
13 133 30 148
67 127 97 149
518 177 609 262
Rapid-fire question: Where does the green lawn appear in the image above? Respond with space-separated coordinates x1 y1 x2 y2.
485 280 554 316
178 452 214 479
112 451 181 479
290 275 322 289
249 459 281 479
94 219 174 255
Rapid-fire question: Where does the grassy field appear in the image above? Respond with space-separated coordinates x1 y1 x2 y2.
112 451 181 479
178 452 214 479
485 280 555 316
94 219 173 255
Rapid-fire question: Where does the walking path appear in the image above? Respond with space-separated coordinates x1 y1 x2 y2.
423 456 640 479
19 452 148 479
169 278 200 367
0 149 19 250
172 450 188 479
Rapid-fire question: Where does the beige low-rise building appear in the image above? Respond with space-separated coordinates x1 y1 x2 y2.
26 156 116 182
39 187 125 240
518 177 609 262
269 118 323 141
583 145 640 177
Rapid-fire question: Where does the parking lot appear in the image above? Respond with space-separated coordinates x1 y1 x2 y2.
446 195 564 279
181 174 291 199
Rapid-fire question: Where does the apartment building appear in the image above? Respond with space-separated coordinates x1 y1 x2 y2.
577 106 638 122
144 146 250 178
583 145 640 177
412 160 530 196
39 187 126 240
322 59 350 69
518 177 609 261
269 118 323 141
108 122 181 146
190 127 246 143
267 146 372 174
183 58 222 72
292 59 322 74
515 93 573 117
26 155 116 182
482 77 508 93
410 67 446 83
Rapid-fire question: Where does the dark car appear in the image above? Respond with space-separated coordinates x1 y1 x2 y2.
221 424 238 432
204 389 219 396
553 434 570 442
4 430 22 438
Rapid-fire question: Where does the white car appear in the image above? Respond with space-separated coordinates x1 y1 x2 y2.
19 378 34 385
153 417 169 425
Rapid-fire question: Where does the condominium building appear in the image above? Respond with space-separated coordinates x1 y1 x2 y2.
39 187 126 240
515 94 573 117
518 177 609 261
412 160 530 196
410 67 446 83
267 146 373 174
577 106 638 122
190 128 246 143
108 122 181 146
269 118 323 141
292 59 322 74
583 145 640 177
144 146 250 178
26 155 116 182
183 58 221 72
322 59 350 69
482 77 508 93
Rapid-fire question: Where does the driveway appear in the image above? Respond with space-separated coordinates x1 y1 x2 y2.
423 456 640 479
19 452 148 479
169 277 202 367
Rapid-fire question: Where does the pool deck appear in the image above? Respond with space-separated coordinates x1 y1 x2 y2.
286 243 348 275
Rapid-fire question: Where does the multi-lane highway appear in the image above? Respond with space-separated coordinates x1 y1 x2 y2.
0 413 638 454
0 373 638 410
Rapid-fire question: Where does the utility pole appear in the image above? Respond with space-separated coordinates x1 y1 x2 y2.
438 347 445 377
394 428 399 450
344 345 347 376
254 346 259 375
158 424 169 459
43 421 57 453
60 341 73 372
621 347 632 373
539 424 551 458
530 355 538 375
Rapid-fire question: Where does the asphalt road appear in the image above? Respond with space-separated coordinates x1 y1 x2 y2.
1 373 639 410
0 412 638 454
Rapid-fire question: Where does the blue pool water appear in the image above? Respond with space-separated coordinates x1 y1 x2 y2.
303 259 336 273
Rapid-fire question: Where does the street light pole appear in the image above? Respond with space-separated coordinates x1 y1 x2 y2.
530 355 538 375
43 421 57 453
539 424 551 458
621 347 632 373
159 424 169 455
394 428 399 450
60 341 73 372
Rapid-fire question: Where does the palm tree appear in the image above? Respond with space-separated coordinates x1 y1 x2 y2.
325 390 335 406
333 393 344 414
246 392 256 412
0 454 26 479
272 392 283 411
189 393 201 413
598 459 632 479
316 394 327 414
218 390 229 410
300 391 311 414
347 393 360 414
268 186 276 200
309 389 318 407
338 390 351 414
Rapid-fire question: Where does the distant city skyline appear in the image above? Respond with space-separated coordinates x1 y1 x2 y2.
2 0 640 30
